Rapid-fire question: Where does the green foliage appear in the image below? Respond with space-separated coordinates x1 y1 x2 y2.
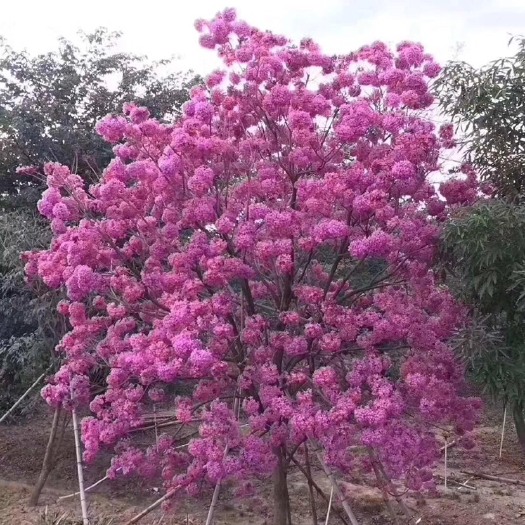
0 28 198 209
435 36 525 200
442 201 525 406
443 202 525 311
437 40 525 432
0 210 61 412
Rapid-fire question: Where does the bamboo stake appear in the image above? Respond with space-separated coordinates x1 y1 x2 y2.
129 418 201 434
0 369 48 423
72 409 89 525
499 405 507 458
124 487 179 525
324 487 334 525
289 455 350 525
440 440 456 452
444 437 448 490
153 404 159 448
314 448 360 525
57 475 109 501
448 478 476 491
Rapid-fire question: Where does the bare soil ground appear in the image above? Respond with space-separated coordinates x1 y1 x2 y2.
1 400 524 525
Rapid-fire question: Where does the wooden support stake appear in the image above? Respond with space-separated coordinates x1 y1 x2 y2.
500 405 507 458
314 446 360 525
205 483 221 525
57 475 109 501
444 437 448 490
324 487 334 525
0 369 49 423
72 409 89 525
124 487 179 525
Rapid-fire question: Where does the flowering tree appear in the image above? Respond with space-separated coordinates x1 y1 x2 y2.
25 9 482 524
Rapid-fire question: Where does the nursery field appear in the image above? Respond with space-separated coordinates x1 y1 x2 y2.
1 402 525 525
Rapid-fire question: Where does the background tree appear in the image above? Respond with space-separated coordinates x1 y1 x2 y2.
436 39 525 450
0 28 198 210
0 30 196 414
441 202 525 451
436 36 525 200
0 210 61 412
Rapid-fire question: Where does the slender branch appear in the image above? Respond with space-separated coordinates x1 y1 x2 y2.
461 470 525 486
338 278 405 305
331 260 364 300
323 241 349 298
285 439 306 467
297 251 314 284
50 411 70 471
374 459 413 520
29 407 61 506
337 256 410 305
241 279 256 316
368 454 399 524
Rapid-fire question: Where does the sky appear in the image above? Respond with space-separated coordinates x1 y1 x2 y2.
1 0 525 75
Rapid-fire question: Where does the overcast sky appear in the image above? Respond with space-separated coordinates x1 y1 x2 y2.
2 0 525 74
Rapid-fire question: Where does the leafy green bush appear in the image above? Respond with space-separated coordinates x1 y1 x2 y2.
442 201 525 449
0 211 60 413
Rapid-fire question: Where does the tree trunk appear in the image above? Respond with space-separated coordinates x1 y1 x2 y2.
512 402 525 454
273 447 291 525
29 407 61 506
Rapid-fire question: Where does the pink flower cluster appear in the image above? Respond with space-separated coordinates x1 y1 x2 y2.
26 8 480 503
